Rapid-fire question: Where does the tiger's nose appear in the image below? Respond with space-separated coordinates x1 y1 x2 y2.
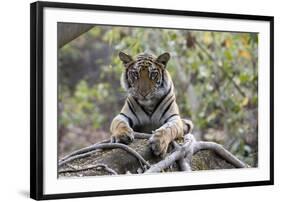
140 91 150 98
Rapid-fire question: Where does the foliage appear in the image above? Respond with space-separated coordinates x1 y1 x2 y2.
58 25 258 166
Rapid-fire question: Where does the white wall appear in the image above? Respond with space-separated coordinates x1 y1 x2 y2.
0 0 279 201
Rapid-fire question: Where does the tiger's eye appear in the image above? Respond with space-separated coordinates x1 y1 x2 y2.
130 71 138 80
150 72 158 80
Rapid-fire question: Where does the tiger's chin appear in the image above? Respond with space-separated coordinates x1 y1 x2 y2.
137 98 152 106
136 97 158 115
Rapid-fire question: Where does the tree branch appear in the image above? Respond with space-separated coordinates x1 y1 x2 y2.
59 143 150 169
59 132 151 163
59 164 118 175
194 39 247 98
145 135 195 173
58 23 94 48
59 132 248 176
145 134 247 173
178 158 192 171
193 141 247 168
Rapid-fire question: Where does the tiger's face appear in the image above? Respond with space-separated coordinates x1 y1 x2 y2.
119 52 171 105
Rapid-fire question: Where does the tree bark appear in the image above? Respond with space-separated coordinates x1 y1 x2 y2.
59 138 235 177
58 23 94 48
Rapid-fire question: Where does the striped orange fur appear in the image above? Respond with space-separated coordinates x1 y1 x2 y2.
110 52 193 156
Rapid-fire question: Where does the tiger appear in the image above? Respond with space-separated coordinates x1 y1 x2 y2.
110 52 193 156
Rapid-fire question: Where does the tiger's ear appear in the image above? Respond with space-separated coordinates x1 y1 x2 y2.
119 52 133 65
156 52 170 67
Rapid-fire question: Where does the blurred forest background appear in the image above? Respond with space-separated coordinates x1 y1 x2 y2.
58 24 258 167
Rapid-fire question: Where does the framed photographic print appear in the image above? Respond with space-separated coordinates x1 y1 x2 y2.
30 1 274 200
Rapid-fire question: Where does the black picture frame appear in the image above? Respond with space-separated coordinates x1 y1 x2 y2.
30 1 274 200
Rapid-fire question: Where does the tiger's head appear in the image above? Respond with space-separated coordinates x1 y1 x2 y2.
119 52 173 106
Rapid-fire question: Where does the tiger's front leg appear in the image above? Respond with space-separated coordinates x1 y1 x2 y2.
110 114 134 144
149 116 184 156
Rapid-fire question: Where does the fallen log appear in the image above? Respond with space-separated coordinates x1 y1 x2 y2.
59 133 246 177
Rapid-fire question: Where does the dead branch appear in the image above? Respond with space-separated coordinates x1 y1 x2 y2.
59 142 150 169
59 132 151 164
145 134 247 173
59 164 118 175
193 141 247 168
58 23 94 48
145 134 195 173
59 131 247 177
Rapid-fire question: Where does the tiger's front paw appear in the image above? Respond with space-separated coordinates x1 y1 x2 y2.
149 128 171 157
182 119 194 134
111 123 134 144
